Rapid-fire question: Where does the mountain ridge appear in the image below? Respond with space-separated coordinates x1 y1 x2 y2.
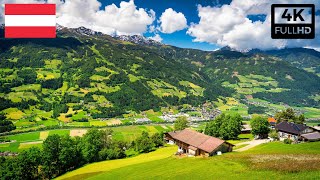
0 25 319 123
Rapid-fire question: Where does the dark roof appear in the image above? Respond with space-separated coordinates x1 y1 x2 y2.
275 121 308 135
168 129 234 153
301 132 320 140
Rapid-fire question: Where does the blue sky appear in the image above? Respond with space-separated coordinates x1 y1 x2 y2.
99 0 232 50
90 0 320 51
3 0 316 51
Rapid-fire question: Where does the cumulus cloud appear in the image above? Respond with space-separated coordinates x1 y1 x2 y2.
1 0 46 23
148 34 163 42
159 8 187 34
187 0 320 51
1 0 156 35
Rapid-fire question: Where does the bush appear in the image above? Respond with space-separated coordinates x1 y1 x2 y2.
0 119 16 133
284 138 293 144
135 131 154 153
197 129 203 133
99 147 125 161
41 117 48 121
268 130 279 140
75 118 88 122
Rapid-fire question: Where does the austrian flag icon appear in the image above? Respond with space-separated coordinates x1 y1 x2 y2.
5 4 56 38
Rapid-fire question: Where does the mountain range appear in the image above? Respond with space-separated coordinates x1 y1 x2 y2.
0 25 319 121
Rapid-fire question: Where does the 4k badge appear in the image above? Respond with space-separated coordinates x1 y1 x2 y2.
271 4 315 39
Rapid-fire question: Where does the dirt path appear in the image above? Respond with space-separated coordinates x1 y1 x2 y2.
234 139 269 152
20 141 43 145
70 129 87 137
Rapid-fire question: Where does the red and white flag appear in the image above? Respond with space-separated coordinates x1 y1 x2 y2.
5 4 56 38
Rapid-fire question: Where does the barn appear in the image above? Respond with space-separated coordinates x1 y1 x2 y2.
165 129 234 156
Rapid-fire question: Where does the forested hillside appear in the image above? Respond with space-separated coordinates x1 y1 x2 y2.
0 26 319 122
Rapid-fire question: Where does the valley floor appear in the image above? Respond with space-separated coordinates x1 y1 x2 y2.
57 142 320 180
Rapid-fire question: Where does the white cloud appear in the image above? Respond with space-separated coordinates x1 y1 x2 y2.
1 0 47 23
57 0 155 35
148 25 156 33
1 0 156 35
188 0 320 51
159 8 187 34
148 34 162 42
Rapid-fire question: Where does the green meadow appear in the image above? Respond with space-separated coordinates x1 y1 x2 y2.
57 142 320 180
0 125 173 152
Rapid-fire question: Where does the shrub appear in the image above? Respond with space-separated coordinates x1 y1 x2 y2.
76 118 88 122
197 129 203 133
268 130 279 140
41 117 48 121
65 114 73 118
284 138 293 144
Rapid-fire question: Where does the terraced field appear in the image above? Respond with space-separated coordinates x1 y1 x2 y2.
222 74 289 95
214 97 248 116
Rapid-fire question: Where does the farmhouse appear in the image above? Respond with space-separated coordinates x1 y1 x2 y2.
165 129 234 156
275 121 320 142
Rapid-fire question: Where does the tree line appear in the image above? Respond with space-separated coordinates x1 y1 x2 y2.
0 128 164 179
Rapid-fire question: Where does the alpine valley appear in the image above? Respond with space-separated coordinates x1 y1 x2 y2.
0 25 320 129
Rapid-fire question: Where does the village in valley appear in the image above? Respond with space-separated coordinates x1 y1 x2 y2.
1 94 320 179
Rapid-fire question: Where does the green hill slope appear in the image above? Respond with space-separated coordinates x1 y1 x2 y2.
262 48 320 75
57 142 320 180
0 26 319 125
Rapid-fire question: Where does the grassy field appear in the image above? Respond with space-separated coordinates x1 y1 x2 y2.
222 74 289 95
0 131 42 152
6 132 40 142
227 134 253 144
214 97 249 116
111 125 173 141
56 146 178 180
57 142 320 180
0 130 69 152
147 79 187 99
246 98 320 119
0 125 174 152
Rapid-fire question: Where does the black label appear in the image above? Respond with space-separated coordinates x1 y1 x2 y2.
271 4 315 39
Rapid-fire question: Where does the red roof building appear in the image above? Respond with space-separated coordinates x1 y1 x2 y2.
165 129 234 156
268 117 277 124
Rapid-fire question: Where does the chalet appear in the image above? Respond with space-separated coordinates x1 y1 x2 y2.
165 129 234 156
275 121 319 142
